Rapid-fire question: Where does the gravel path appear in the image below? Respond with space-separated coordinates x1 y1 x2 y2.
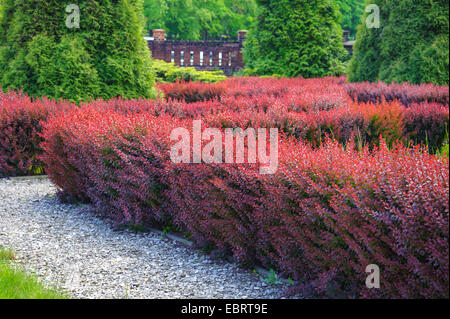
0 177 289 299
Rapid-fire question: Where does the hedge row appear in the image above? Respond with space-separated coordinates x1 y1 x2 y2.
157 77 449 107
39 105 449 298
344 81 449 106
0 89 171 176
1 77 449 176
153 60 227 84
157 76 349 104
203 101 449 152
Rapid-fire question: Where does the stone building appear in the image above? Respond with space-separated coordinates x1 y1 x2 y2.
147 29 354 76
147 29 247 76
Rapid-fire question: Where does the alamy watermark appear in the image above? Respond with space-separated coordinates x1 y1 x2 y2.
365 4 380 29
170 120 279 175
365 264 380 289
65 4 80 29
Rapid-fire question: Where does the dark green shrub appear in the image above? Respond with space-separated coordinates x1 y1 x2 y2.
243 0 348 78
335 0 365 38
348 0 449 85
0 0 157 102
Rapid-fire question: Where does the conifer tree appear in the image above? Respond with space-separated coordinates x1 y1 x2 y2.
0 0 157 101
243 0 348 78
348 0 449 85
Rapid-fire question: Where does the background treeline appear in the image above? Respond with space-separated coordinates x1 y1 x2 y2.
143 0 259 40
143 0 365 40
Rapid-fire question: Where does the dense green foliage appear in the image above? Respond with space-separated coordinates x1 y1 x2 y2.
348 0 449 85
144 0 259 40
143 0 364 41
335 0 365 38
0 0 157 102
153 60 226 83
243 0 348 78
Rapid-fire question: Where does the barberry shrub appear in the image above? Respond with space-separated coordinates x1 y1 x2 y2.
39 105 185 224
253 139 449 298
3 76 449 177
40 104 449 298
0 90 164 177
344 81 449 106
0 90 72 176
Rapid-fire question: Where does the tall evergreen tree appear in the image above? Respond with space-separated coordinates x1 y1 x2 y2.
0 0 157 102
348 0 449 85
243 0 348 78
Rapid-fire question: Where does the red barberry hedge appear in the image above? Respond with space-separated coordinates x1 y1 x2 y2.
0 91 163 177
157 77 449 108
344 81 449 106
3 76 449 297
0 90 72 176
3 77 449 178
40 104 449 298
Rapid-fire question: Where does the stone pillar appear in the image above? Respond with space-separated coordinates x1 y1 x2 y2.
237 30 248 43
153 29 166 41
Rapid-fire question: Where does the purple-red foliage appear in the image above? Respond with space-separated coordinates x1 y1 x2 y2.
165 137 449 298
253 139 449 298
5 76 450 297
157 80 227 103
4 77 448 178
344 81 449 106
403 102 449 151
39 106 184 226
204 100 407 148
40 105 449 298
0 89 73 176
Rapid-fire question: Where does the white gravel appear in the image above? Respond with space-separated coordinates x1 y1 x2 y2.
0 177 290 299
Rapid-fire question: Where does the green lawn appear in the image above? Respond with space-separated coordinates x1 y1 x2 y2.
0 247 65 299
